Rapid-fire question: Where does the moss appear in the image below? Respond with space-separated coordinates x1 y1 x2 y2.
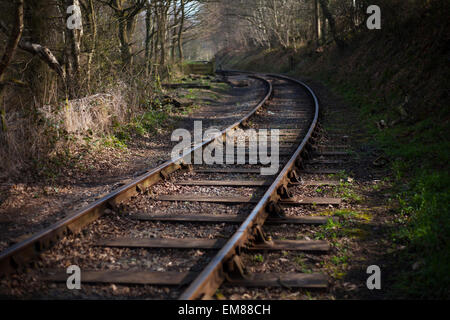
223 1 449 297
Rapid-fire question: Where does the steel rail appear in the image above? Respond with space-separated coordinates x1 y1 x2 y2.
179 74 320 300
0 75 273 276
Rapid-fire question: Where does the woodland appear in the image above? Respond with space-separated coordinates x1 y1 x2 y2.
0 0 448 299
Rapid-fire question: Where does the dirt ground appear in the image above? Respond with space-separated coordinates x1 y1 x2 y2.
0 74 402 300
304 78 404 300
0 75 266 252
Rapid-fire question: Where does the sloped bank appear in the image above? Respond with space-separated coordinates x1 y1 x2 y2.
219 1 449 298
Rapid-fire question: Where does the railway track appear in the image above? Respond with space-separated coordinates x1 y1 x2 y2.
0 72 347 300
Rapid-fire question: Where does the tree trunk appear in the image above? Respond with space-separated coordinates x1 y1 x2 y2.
313 0 320 46
177 0 185 62
0 0 24 80
65 0 83 97
145 5 152 76
0 0 24 133
158 3 169 67
85 0 96 93
171 0 178 63
321 7 326 42
108 0 146 68
126 13 138 66
318 0 345 48
118 14 132 67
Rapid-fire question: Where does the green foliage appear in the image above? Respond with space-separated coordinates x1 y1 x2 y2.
329 81 449 298
328 77 450 298
324 67 450 298
224 0 449 298
331 254 348 266
330 209 372 222
101 135 128 150
315 219 342 240
328 170 349 181
294 254 312 273
253 254 264 263
390 171 450 298
183 89 198 100
111 106 170 145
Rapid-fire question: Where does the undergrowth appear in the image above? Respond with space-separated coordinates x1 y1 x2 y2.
223 1 449 298
328 79 449 299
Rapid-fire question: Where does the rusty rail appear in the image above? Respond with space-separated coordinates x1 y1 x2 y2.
179 74 320 299
0 75 273 276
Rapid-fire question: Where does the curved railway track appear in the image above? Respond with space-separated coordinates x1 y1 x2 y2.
0 72 344 300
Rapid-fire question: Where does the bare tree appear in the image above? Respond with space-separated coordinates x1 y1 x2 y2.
318 0 345 48
99 0 146 67
80 0 97 93
0 0 24 133
177 0 185 61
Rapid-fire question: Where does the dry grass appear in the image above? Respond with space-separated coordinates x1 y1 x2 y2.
0 112 46 178
0 82 134 179
42 85 128 136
